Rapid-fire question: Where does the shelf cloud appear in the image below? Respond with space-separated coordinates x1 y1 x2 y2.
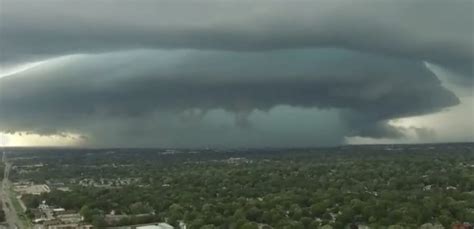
0 50 460 146
0 0 472 147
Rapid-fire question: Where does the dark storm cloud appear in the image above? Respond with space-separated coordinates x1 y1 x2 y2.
1 0 472 77
0 0 472 146
0 49 459 146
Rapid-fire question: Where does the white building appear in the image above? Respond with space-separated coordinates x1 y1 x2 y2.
137 223 174 229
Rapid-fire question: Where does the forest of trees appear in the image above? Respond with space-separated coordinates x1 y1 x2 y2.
7 144 474 228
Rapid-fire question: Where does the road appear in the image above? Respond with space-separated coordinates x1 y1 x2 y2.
1 152 24 229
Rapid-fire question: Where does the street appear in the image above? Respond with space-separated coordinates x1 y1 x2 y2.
1 152 24 229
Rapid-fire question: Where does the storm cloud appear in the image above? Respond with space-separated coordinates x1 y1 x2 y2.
1 0 473 75
0 49 460 146
0 0 472 147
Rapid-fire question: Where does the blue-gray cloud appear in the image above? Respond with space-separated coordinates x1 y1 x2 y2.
0 49 459 146
1 0 472 78
0 0 471 147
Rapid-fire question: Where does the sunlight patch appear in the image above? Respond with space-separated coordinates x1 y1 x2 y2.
0 132 85 147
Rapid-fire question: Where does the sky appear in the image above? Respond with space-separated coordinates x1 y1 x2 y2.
0 0 473 147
